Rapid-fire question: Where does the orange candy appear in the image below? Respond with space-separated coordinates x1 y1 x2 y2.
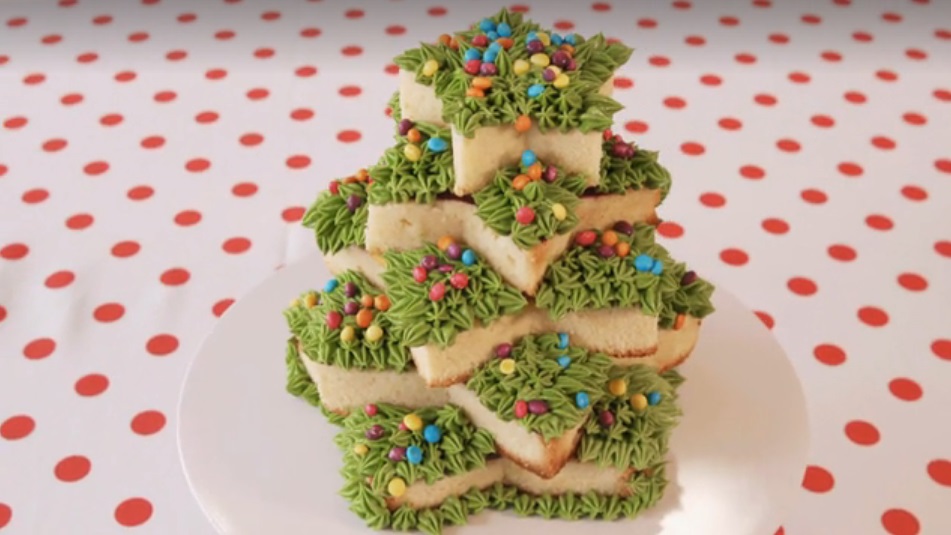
448 37 459 50
406 128 422 144
437 236 455 251
361 295 374 308
471 77 492 90
356 308 374 329
674 314 686 330
355 169 369 182
514 115 532 133
615 241 631 258
560 44 575 54
343 176 357 184
601 230 619 247
438 34 452 46
512 174 531 191
466 87 485 98
374 295 391 311
527 162 543 181
496 37 514 50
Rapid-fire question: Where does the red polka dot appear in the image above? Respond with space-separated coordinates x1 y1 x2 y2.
762 218 789 234
903 112 926 125
934 241 951 258
624 120 648 133
685 35 705 46
934 89 951 101
41 138 67 153
127 186 154 201
115 497 153 527
75 374 109 396
195 111 219 124
205 68 228 80
215 29 235 40
877 69 898 82
889 378 922 401
801 189 828 204
253 47 274 59
510 4 530 13
788 71 811 84
821 50 842 62
111 241 140 258
300 27 321 38
656 221 683 238
935 159 951 174
0 503 9 528
84 161 109 176
386 24 406 35
128 31 149 42
239 133 263 147
680 142 705 155
6 17 28 27
905 48 927 60
844 91 867 104
160 268 190 286
166 49 187 61
22 188 49 204
222 237 251 254
337 130 361 143
720 248 749 266
740 165 764 179
0 306 7 323
700 74 721 86
286 155 311 169
282 206 305 222
933 339 951 360
649 55 670 67
801 13 821 24
23 73 46 85
753 0 772 7
776 138 801 152
100 113 123 126
938 28 951 40
754 93 777 106
45 270 75 288
900 185 927 201
858 306 889 327
62 93 84 105
185 158 210 172
928 460 951 486
231 182 258 197
769 33 789 44
897 273 928 291
802 465 834 493
1 243 29 260
146 334 179 356
754 311 774 329
178 13 196 23
845 420 880 445
637 18 657 28
700 192 725 208
428 6 447 16
814 344 846 366
720 15 739 26
735 53 756 64
719 117 742 130
55 455 91 482
24 338 56 359
838 162 863 177
866 214 893 231
93 303 125 322
871 136 896 150
140 136 165 149
613 76 633 89
261 10 280 21
672 1 691 9
3 116 27 129
881 509 920 535
664 96 686 109
787 277 817 296
554 20 575 30
828 244 857 262
592 2 611 11
41 33 63 44
212 298 235 317
291 108 314 121
811 114 835 128
882 11 902 23
77 51 99 63
114 70 137 82
341 45 363 56
174 210 201 226
384 64 399 75
1 415 35 440
339 85 361 97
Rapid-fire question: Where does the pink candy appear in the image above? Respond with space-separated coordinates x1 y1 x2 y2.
514 400 528 419
429 282 447 301
413 266 428 283
450 272 469 290
325 311 342 330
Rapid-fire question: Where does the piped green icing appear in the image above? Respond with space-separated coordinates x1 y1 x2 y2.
577 367 682 470
301 177 368 254
284 271 413 371
598 139 673 201
465 333 612 441
388 91 402 123
472 162 586 249
368 121 454 205
382 245 528 348
283 337 346 426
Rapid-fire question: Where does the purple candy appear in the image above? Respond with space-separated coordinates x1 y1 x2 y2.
543 165 559 183
446 243 463 260
344 282 358 298
681 270 698 286
438 264 454 273
598 410 615 428
610 142 632 159
365 424 385 441
343 301 360 315
551 51 570 69
542 68 557 82
479 63 498 76
612 221 634 235
566 58 577 71
388 447 407 462
346 194 363 212
526 40 544 54
495 343 513 359
398 119 414 136
598 245 616 258
528 400 549 415
421 255 439 271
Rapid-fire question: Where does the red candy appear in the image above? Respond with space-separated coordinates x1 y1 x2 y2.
464 59 482 75
364 404 378 416
515 206 536 225
325 310 342 330
329 181 340 195
575 230 597 247
603 129 614 141
429 281 447 301
514 400 528 419
472 34 489 47
413 266 428 283
450 272 469 290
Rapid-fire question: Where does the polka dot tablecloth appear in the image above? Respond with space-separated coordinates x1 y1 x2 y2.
1 0 949 533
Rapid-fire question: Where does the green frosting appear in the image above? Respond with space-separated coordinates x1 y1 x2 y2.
368 122 455 205
301 178 368 255
465 333 612 441
284 270 414 372
388 90 402 123
283 337 346 426
382 244 528 348
535 222 715 321
598 142 673 201
577 367 683 470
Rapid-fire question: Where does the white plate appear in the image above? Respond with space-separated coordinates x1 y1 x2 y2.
178 252 809 535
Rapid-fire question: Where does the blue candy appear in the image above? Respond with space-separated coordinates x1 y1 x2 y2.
479 18 496 32
565 33 577 45
526 31 538 42
527 84 545 98
483 49 498 64
323 278 339 292
557 356 571 369
651 259 664 275
521 149 537 167
647 391 662 406
423 424 442 444
488 42 502 52
461 249 477 266
551 34 563 46
575 392 590 409
497 22 512 37
634 254 654 272
426 137 448 153
487 30 499 40
406 445 424 465
558 332 569 349
464 48 482 62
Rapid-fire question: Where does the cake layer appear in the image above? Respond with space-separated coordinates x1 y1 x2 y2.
386 460 504 510
615 315 702 371
365 189 660 295
324 246 385 288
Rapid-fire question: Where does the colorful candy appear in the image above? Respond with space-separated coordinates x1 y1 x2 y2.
406 128 422 144
648 391 662 406
422 59 439 77
450 272 469 290
634 254 655 272
365 324 383 342
681 270 698 286
496 37 513 50
324 278 339 292
551 51 570 69
651 259 664 275
388 446 406 462
466 87 485 98
423 424 442 444
404 144 422 162
340 326 355 342
325 310 342 330
388 477 407 497
513 59 530 76
530 53 550 67
575 230 597 247
630 393 648 411
516 206 536 225
514 400 528 419
558 332 569 349
527 162 543 181
479 63 498 76
557 355 571 368
600 231 619 247
304 293 318 308
611 141 635 159
514 115 531 133
419 255 438 271
497 22 512 37
464 48 482 62
354 444 369 456
598 244 615 258
461 249 477 266
551 203 567 221
406 445 424 465
365 424 385 441
445 243 462 260
374 295 391 311
528 400 549 415
403 413 423 431
499 358 516 375
521 149 537 167
608 378 628 396
412 266 428 283
542 68 557 82
613 221 634 235
495 343 512 359
598 410 615 428
527 84 545 98
346 194 363 213
427 137 449 153
464 59 482 75
575 392 590 409
438 264 453 273
343 301 360 315
398 119 413 136
472 34 489 47
674 314 686 330
360 294 374 308
615 242 631 258
365 404 378 416
543 165 558 182
429 281 446 301
437 236 454 251
553 73 571 89
479 18 496 32
536 32 551 46
344 282 358 298
512 174 531 191
526 40 545 54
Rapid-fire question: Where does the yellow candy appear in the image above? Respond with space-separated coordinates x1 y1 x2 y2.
547 65 562 77
530 53 550 68
403 413 423 431
536 32 551 46
630 393 648 411
304 293 318 309
354 444 369 456
608 378 628 396
513 59 530 76
388 477 407 497
499 358 516 375
340 326 356 343
403 143 422 162
289 298 299 307
551 203 567 221
366 324 384 342
422 59 439 77
553 73 570 89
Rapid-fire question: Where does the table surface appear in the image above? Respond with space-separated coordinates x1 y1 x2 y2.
1 0 949 534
